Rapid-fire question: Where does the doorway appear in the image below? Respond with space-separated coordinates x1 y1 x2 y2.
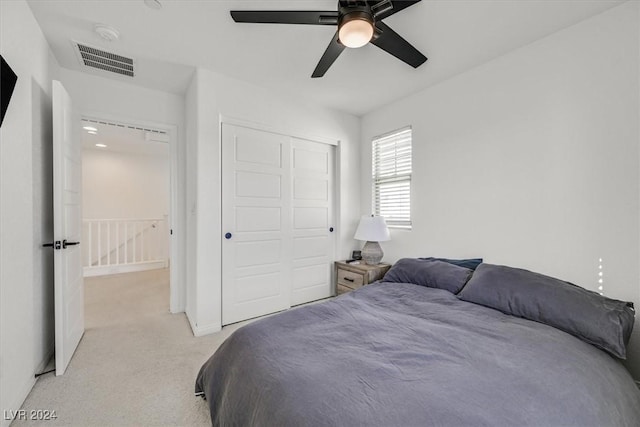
79 116 179 313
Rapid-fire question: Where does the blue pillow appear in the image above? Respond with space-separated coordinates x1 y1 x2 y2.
458 263 635 359
419 257 483 271
383 258 474 294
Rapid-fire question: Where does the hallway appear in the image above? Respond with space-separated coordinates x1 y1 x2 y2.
16 269 237 426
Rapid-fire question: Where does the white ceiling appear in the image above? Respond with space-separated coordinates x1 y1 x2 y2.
81 120 169 156
28 0 624 116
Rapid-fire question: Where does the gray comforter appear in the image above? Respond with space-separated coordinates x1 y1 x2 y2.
196 282 640 426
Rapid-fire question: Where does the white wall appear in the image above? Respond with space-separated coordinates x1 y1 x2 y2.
361 2 640 378
59 68 187 312
184 74 198 321
82 147 169 271
185 68 361 335
82 147 169 219
0 0 59 423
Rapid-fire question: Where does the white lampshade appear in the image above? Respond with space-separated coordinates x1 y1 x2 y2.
354 215 390 242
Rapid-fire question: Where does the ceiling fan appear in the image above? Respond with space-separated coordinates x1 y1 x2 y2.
230 0 427 78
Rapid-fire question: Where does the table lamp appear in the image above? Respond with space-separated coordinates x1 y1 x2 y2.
354 215 390 265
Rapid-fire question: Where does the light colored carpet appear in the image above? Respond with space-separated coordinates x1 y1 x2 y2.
16 269 246 426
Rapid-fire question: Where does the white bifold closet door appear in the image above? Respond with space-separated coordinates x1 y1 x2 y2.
221 124 335 325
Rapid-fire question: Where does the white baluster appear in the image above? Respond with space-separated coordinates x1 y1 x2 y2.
107 221 111 265
124 222 128 264
141 221 146 262
88 221 92 266
116 221 120 265
133 222 137 263
97 221 102 266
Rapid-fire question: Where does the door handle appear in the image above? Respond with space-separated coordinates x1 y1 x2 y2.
225 233 232 240
43 240 61 250
62 240 80 249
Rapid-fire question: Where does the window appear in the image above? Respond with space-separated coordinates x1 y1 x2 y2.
372 126 412 229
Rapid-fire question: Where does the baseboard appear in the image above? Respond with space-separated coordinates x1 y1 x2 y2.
169 304 185 315
187 315 221 337
83 261 166 277
34 346 54 375
1 375 36 427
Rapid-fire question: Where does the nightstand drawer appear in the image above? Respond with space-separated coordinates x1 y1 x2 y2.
337 269 364 288
337 284 355 295
334 261 391 296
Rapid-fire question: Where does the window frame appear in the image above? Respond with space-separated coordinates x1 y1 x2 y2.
371 126 412 229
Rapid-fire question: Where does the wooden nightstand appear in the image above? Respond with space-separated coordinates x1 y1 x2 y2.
335 261 392 295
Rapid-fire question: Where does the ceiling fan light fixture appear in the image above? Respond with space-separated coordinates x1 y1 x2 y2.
338 12 374 49
229 0 426 78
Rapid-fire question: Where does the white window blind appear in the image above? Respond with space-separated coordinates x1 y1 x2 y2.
372 126 412 228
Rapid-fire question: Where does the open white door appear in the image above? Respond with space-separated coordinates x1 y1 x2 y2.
52 80 84 376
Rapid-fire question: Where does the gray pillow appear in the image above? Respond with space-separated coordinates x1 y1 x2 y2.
458 263 635 359
383 258 473 294
418 257 483 270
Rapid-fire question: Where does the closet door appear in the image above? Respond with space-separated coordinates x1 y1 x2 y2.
222 124 336 325
290 138 335 306
221 124 292 325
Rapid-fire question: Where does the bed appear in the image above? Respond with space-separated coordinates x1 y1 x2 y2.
196 259 640 426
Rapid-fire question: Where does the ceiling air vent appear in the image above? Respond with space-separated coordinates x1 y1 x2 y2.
73 41 135 77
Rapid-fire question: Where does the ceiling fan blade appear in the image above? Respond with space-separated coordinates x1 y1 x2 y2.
312 32 346 78
230 11 339 25
368 0 421 20
371 22 427 68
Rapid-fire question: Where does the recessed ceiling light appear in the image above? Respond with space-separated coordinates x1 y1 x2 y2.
144 0 162 10
95 143 107 148
88 130 97 135
83 126 98 132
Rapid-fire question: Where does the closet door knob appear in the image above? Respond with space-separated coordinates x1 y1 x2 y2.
329 227 334 232
225 233 232 239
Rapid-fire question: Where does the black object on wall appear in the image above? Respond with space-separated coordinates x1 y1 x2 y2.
1 55 18 128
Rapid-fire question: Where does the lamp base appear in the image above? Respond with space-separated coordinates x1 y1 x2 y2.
362 241 383 265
